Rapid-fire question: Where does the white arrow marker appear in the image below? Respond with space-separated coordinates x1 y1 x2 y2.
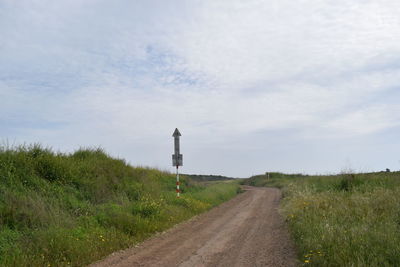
172 128 183 198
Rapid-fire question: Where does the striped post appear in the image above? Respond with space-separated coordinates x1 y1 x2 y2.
176 166 180 198
172 128 182 198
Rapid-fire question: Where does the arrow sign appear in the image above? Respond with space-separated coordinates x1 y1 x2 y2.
172 128 183 166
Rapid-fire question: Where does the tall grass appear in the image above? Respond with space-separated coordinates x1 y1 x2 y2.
244 172 400 266
0 144 240 266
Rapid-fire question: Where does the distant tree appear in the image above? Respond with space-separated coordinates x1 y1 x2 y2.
386 168 391 172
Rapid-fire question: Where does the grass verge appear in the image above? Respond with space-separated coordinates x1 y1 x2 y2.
0 144 240 266
243 172 400 266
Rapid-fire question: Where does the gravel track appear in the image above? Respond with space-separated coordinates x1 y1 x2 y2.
90 186 298 267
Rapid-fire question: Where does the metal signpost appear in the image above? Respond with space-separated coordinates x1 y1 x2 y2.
172 128 183 198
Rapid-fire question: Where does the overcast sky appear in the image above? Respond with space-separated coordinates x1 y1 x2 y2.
1 0 400 177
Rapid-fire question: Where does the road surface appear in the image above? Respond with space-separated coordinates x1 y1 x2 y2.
91 186 298 267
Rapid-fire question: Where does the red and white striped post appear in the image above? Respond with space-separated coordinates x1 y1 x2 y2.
172 128 183 198
176 166 180 198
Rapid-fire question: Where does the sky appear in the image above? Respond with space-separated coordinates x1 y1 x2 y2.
1 0 400 177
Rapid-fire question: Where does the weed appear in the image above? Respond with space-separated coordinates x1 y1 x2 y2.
244 171 400 266
0 144 241 266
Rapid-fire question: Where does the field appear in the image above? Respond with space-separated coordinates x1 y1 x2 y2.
244 172 400 266
0 144 240 267
182 174 236 182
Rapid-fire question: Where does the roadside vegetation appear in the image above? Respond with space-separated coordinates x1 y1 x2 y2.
0 144 240 267
182 174 236 182
244 171 400 266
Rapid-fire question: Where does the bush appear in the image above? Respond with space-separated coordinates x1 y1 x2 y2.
336 174 364 192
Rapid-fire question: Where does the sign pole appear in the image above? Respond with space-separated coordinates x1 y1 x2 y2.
172 128 183 198
176 165 180 198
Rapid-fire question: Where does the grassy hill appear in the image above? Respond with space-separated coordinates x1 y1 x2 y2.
243 172 400 266
182 174 236 182
0 144 240 266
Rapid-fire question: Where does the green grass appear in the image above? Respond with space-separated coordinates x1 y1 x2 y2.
0 144 240 266
244 172 400 266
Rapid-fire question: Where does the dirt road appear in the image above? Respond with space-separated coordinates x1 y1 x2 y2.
91 187 298 267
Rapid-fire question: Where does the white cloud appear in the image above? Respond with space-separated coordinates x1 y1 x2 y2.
2 0 400 176
163 0 400 88
327 104 400 136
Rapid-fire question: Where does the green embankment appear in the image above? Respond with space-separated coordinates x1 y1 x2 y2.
0 145 240 266
244 172 400 266
182 174 236 182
